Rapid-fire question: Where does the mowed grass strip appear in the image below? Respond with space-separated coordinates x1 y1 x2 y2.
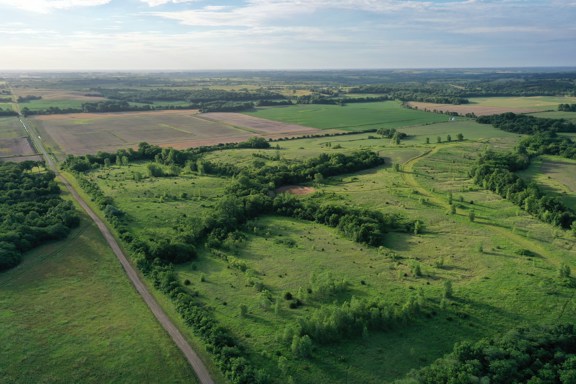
0 209 198 383
245 101 449 131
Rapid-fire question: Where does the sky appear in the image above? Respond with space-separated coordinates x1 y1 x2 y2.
0 0 574 70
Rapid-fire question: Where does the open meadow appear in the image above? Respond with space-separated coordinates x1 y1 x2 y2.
6 70 576 383
0 193 198 384
81 117 576 383
517 155 576 210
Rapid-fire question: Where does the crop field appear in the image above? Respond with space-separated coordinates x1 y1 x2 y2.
0 117 24 139
83 119 576 383
202 112 324 135
0 205 198 383
245 101 449 131
30 110 326 159
517 155 576 210
0 117 41 162
408 96 576 116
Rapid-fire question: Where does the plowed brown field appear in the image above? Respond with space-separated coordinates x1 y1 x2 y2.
32 110 324 156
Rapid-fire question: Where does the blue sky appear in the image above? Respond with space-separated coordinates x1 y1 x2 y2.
0 0 574 70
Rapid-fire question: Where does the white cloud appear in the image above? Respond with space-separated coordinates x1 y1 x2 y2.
0 0 111 13
139 0 199 6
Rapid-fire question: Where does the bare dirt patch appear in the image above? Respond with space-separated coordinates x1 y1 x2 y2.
32 110 334 156
407 102 543 116
276 186 316 195
33 110 251 156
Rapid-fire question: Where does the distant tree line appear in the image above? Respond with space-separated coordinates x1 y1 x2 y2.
559 103 576 112
477 112 576 134
92 87 286 104
405 323 576 383
0 161 80 271
0 108 17 116
21 99 257 116
17 95 42 103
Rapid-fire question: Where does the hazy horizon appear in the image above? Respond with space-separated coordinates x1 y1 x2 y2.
0 0 574 71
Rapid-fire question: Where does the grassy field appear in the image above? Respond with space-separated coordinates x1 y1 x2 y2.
529 111 576 122
0 102 14 110
83 118 576 383
245 102 449 131
517 155 576 210
0 196 198 383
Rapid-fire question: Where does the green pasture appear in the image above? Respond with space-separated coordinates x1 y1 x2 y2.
468 96 576 111
517 155 576 210
0 102 14 110
0 208 197 383
245 102 449 131
528 111 576 122
83 121 576 382
202 120 520 171
93 163 228 239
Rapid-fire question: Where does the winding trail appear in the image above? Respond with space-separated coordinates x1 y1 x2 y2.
400 142 555 259
17 116 215 384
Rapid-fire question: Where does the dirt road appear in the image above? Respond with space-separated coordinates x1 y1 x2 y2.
17 116 215 384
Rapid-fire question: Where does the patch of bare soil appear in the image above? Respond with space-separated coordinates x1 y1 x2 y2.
276 185 316 195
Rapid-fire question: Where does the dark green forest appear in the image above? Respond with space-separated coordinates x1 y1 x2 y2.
0 162 80 271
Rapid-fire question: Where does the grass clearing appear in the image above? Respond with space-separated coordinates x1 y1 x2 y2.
517 155 576 210
83 120 576 383
0 201 198 383
245 101 449 131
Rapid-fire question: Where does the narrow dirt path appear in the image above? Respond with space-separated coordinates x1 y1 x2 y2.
401 143 556 259
16 115 215 384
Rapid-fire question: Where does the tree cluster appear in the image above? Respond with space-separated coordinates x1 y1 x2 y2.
17 95 42 103
470 150 575 229
559 103 576 112
0 162 80 271
518 131 576 159
297 295 423 344
477 112 576 134
0 108 17 116
406 323 576 384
